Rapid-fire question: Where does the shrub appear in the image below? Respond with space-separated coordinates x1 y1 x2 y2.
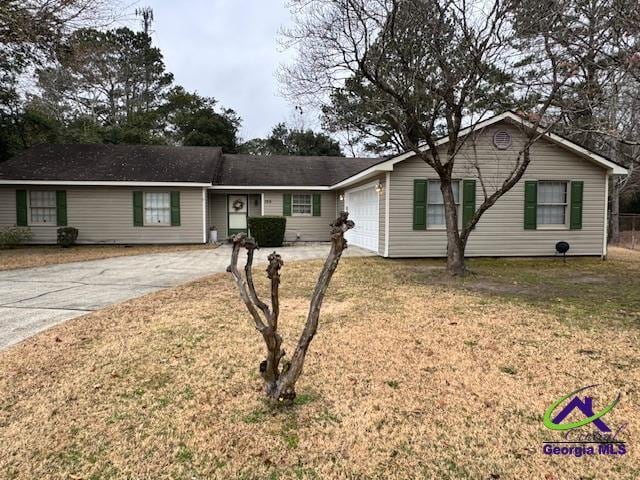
248 216 286 247
0 226 33 249
57 227 79 248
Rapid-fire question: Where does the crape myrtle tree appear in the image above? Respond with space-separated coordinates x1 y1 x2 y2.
281 0 583 275
227 213 354 404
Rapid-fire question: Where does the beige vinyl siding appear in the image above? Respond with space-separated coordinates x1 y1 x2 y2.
248 194 262 218
337 174 386 254
0 186 205 244
388 123 606 257
264 191 336 241
207 192 227 237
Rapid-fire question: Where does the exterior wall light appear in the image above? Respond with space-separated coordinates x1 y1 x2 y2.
375 181 384 194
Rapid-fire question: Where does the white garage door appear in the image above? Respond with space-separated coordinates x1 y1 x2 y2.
345 184 379 252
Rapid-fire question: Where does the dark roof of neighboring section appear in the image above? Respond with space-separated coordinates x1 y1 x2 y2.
0 144 223 183
216 154 383 186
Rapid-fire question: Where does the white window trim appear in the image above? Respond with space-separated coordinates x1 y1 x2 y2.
426 179 461 230
143 191 171 227
27 190 57 226
536 180 569 229
291 193 313 217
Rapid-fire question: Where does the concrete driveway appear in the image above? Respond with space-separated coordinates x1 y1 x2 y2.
0 244 372 350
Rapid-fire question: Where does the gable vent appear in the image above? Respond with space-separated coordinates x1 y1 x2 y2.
493 131 512 150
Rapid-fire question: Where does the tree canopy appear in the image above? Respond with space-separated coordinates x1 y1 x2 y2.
240 123 343 156
0 22 243 160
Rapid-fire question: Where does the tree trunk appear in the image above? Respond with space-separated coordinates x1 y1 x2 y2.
611 178 621 244
441 179 465 275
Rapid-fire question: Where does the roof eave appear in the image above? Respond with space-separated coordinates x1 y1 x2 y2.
209 185 331 190
0 180 213 187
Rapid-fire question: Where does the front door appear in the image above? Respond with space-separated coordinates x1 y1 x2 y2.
228 194 248 236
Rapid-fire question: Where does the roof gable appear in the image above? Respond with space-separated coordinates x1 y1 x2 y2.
331 111 627 189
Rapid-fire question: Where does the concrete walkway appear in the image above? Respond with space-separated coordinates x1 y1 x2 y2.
0 244 373 350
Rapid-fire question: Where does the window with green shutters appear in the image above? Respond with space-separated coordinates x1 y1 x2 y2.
523 180 582 230
134 191 181 226
16 190 67 226
283 193 321 216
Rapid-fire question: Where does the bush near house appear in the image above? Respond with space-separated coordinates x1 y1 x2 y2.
0 226 32 249
248 216 286 247
57 227 79 248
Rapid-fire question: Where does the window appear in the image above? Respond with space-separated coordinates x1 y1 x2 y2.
537 181 567 226
29 191 56 224
427 180 459 227
292 194 312 216
144 192 171 225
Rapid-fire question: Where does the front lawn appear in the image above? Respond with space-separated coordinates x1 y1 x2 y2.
0 244 211 271
1 248 638 479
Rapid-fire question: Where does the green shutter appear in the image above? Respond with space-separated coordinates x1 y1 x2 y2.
312 193 321 216
283 193 292 216
56 190 67 226
16 190 28 226
462 180 476 228
413 179 427 230
524 181 537 230
570 181 583 230
133 191 143 227
170 191 181 226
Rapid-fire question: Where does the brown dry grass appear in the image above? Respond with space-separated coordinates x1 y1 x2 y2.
1 249 639 479
0 244 211 271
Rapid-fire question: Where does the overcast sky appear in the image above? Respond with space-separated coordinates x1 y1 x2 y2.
143 0 298 141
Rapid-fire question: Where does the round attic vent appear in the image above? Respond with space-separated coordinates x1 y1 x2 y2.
493 131 512 150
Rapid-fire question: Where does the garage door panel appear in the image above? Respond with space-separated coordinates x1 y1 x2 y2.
345 185 379 252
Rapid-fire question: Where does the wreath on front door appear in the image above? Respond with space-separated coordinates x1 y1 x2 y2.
232 199 245 211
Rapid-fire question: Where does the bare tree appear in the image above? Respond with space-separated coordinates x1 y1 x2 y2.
227 212 354 403
516 0 640 243
281 0 574 275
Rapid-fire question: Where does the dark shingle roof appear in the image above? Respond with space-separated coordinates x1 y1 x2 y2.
0 144 223 183
0 145 384 186
217 154 383 186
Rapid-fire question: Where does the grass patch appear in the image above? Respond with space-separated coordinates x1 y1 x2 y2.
0 244 210 271
499 366 518 376
404 247 640 328
0 248 639 478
